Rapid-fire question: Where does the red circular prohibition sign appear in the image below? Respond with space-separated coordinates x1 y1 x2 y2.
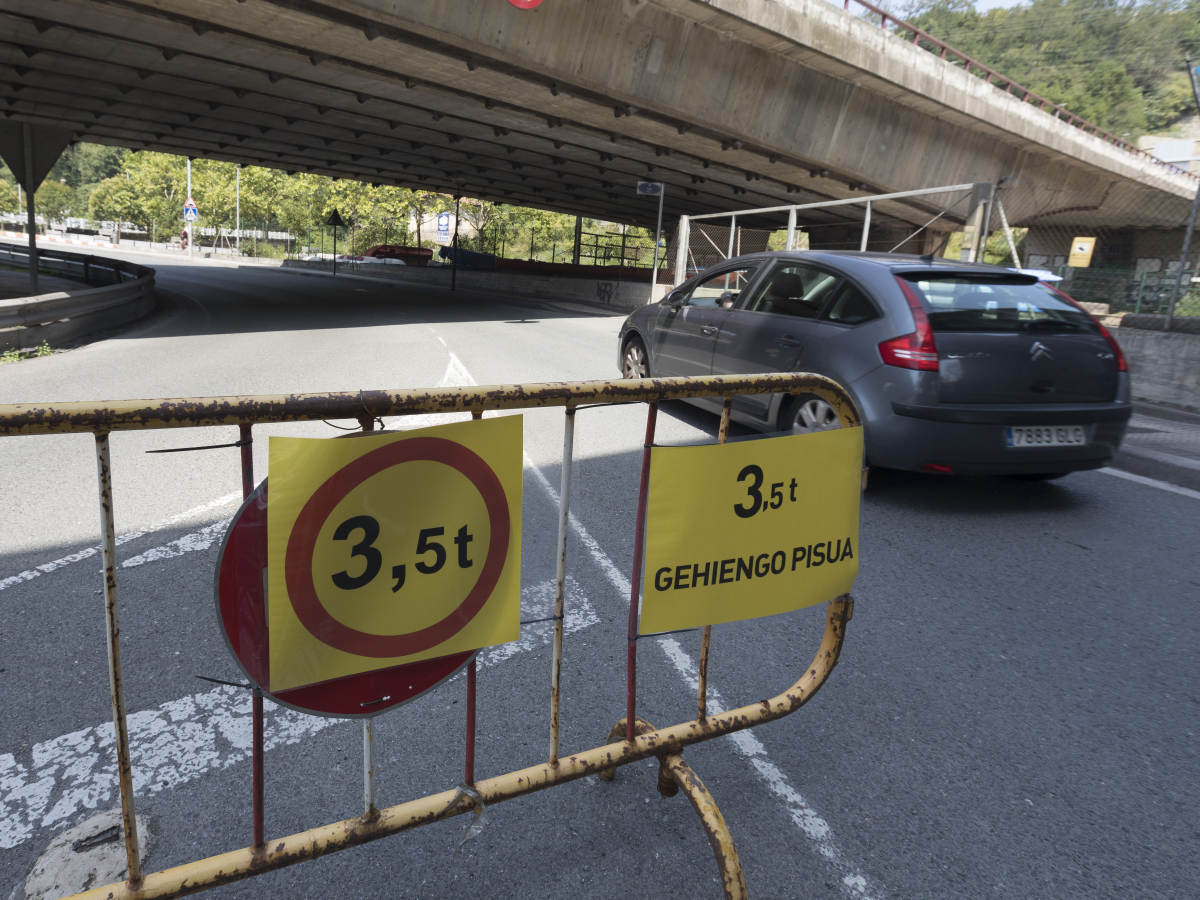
285 436 510 658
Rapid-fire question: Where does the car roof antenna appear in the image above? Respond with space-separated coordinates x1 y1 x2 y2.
921 252 935 264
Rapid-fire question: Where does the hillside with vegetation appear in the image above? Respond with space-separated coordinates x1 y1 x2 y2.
903 0 1200 139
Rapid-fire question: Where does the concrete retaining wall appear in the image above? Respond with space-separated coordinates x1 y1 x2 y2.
1115 325 1200 412
281 259 670 312
0 244 156 352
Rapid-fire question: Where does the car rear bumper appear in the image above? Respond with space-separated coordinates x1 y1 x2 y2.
869 400 1132 475
891 400 1132 425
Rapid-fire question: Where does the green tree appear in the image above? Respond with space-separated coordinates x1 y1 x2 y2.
905 0 1200 139
0 164 17 214
49 144 127 189
88 174 140 228
407 190 451 247
34 181 73 223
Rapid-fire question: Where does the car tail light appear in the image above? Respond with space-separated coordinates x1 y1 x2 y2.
922 463 954 474
1043 283 1128 372
879 277 939 371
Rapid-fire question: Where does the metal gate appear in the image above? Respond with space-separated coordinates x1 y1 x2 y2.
0 371 861 899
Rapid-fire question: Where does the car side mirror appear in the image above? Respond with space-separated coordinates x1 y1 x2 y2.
664 290 685 308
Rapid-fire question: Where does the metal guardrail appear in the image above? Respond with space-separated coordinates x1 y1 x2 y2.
0 372 862 899
843 0 1198 182
0 242 155 334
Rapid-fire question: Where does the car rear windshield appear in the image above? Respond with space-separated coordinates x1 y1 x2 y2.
900 275 1099 334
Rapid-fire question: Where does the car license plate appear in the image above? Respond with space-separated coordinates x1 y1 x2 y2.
1005 425 1086 448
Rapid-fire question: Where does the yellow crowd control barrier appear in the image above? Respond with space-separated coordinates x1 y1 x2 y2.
0 372 862 899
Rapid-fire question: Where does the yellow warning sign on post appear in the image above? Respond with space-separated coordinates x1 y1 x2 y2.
1068 236 1096 268
640 427 862 634
267 416 522 692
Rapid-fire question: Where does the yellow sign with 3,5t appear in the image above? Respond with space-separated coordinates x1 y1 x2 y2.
640 427 862 634
267 416 523 692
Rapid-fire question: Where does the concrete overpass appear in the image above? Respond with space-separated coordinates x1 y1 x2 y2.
0 0 1196 247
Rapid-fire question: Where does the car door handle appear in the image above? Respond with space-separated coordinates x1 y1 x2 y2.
701 325 718 336
775 335 802 348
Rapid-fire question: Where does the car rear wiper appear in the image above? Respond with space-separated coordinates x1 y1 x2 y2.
1021 318 1087 333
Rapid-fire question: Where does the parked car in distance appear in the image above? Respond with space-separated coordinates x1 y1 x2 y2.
617 251 1131 478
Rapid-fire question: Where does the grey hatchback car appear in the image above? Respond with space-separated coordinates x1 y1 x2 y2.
617 251 1131 477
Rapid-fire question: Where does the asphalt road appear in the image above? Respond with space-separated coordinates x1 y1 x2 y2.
2 258 1199 899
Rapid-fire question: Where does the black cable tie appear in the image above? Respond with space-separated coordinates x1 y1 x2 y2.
195 674 252 689
146 439 251 454
636 626 702 639
519 614 563 626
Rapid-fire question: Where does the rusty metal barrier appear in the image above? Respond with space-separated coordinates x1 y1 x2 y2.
0 371 862 899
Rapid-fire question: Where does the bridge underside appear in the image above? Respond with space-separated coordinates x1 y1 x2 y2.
0 0 1195 245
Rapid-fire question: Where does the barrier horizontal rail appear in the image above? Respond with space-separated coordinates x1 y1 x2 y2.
1 372 862 899
0 372 862 435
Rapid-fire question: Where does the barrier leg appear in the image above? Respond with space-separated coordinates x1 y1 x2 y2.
626 403 658 742
238 423 266 848
599 717 746 900
662 753 747 900
549 406 576 764
95 433 143 886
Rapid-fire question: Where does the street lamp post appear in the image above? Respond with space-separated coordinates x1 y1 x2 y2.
236 164 241 257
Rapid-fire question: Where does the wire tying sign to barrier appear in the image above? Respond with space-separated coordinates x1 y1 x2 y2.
266 417 523 692
639 427 862 634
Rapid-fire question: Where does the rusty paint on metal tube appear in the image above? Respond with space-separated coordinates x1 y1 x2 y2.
626 402 658 743
698 397 734 722
94 433 143 886
662 753 747 899
0 374 860 437
548 406 576 765
72 598 851 899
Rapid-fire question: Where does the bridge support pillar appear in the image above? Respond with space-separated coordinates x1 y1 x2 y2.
959 183 995 263
0 122 74 294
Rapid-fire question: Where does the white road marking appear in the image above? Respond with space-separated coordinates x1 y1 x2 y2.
3 348 874 894
507 374 879 898
658 637 879 899
1098 466 1200 500
0 492 242 593
0 578 596 850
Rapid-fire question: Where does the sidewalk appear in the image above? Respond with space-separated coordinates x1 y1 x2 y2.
1114 402 1200 492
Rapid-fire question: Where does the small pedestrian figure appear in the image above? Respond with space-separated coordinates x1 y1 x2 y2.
180 228 189 250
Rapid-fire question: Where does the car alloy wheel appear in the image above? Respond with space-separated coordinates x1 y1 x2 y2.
787 395 842 433
622 338 649 379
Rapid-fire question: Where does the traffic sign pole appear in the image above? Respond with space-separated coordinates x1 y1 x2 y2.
186 158 193 258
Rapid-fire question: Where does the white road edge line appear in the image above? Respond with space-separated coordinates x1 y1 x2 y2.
524 460 881 900
516 396 880 898
1097 466 1200 500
